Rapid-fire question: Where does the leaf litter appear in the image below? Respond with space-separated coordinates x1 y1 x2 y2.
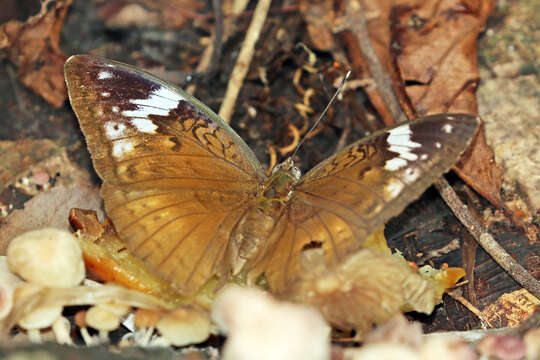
0 0 538 358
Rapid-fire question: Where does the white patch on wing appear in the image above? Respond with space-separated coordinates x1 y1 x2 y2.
112 106 119 113
384 124 422 170
101 92 110 97
442 124 453 133
122 85 184 118
384 179 404 200
384 157 408 171
112 139 134 158
420 154 429 160
98 71 113 80
104 121 127 139
131 118 158 133
435 142 442 149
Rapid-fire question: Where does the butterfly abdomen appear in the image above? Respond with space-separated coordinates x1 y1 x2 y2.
227 207 277 275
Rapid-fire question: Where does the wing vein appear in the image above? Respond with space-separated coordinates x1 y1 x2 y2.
157 220 204 268
330 174 387 205
295 189 363 221
131 211 207 253
116 199 193 233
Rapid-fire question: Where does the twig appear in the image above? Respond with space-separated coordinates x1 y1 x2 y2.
347 0 540 299
218 0 272 123
186 0 249 95
435 178 540 298
419 238 460 264
345 0 407 124
447 288 492 328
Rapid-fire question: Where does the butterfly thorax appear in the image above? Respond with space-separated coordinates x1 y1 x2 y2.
259 157 301 211
226 158 301 275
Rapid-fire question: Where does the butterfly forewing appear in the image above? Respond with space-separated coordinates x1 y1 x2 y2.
252 114 479 293
65 55 265 294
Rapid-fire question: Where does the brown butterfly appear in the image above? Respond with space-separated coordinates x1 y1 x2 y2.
64 55 479 296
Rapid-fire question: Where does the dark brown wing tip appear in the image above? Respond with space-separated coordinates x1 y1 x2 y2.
64 55 109 78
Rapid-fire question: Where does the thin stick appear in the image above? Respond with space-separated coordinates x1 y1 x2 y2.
218 0 272 123
346 0 407 124
186 0 248 95
447 289 492 328
435 178 540 298
347 0 540 299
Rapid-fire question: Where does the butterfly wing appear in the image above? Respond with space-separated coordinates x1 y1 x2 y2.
252 114 479 293
65 55 266 295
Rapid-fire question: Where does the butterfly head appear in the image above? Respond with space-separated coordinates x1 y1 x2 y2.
256 157 301 209
271 157 301 180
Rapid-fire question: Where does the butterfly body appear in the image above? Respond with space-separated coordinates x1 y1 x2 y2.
227 157 301 274
65 55 479 296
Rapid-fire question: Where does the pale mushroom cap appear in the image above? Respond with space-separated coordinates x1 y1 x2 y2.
86 304 122 332
212 286 331 360
7 228 85 288
134 308 163 328
18 303 63 330
157 307 211 346
97 302 131 317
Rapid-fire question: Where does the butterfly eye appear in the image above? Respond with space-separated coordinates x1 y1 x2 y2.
271 163 283 174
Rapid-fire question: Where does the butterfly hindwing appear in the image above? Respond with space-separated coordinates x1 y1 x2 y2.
252 114 479 293
65 55 265 294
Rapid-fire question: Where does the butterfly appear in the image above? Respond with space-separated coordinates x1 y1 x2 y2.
64 55 479 296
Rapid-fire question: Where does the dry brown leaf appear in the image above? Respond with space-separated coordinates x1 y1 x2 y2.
342 0 504 211
0 139 102 248
391 0 504 208
0 139 60 189
394 0 493 114
0 140 93 199
455 124 504 207
0 0 71 108
299 0 335 52
0 185 102 254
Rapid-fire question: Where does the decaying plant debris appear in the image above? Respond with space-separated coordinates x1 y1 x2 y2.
0 0 539 358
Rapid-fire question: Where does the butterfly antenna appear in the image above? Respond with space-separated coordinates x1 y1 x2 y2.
291 70 351 160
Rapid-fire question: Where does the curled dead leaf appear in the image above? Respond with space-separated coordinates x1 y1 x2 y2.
0 0 71 108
